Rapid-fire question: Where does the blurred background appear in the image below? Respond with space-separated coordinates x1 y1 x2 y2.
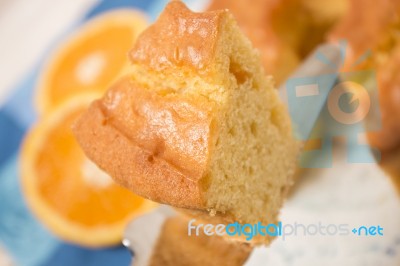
0 0 95 106
0 0 400 265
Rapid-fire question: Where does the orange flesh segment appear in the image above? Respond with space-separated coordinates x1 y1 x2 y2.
49 26 134 108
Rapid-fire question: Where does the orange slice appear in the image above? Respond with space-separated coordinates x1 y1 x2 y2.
21 93 157 247
35 9 148 115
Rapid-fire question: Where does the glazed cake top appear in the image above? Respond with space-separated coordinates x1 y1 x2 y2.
129 1 227 71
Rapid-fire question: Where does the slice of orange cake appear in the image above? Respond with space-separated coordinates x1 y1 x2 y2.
73 1 299 243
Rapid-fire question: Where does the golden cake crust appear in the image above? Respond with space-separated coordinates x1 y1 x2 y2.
73 77 216 208
130 1 225 72
74 2 229 210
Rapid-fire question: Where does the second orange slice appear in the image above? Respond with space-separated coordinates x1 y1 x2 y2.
36 9 148 115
